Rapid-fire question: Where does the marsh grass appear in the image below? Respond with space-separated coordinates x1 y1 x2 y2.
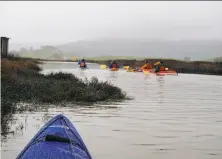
1 56 129 133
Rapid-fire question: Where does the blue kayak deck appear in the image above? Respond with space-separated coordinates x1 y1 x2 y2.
17 114 92 159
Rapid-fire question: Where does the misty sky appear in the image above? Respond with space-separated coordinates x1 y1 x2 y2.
1 1 222 45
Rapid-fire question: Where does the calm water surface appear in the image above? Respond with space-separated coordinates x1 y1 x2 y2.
1 61 222 159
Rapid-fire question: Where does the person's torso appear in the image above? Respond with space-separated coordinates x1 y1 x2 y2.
80 62 85 67
111 63 117 68
159 64 165 71
144 64 151 69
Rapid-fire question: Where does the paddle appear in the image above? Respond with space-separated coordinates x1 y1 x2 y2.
100 65 107 69
154 61 160 66
142 70 150 75
122 66 130 69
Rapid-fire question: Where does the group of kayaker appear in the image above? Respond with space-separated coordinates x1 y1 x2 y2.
78 59 120 70
107 60 167 73
128 60 167 73
78 58 168 73
136 60 166 73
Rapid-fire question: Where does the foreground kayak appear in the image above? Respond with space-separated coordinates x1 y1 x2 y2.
17 114 92 159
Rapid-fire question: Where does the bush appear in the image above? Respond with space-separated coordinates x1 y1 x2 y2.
1 57 128 116
1 56 129 133
1 72 127 104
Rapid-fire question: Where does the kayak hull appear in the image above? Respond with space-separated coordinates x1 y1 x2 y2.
129 69 177 75
110 68 118 71
17 114 92 159
141 69 152 72
150 70 178 76
126 69 134 72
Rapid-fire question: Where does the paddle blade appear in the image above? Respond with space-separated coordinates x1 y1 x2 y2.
123 66 129 70
100 65 107 69
154 61 160 66
143 70 150 75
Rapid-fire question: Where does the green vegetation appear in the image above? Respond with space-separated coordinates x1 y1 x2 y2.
1 55 129 134
207 57 222 63
86 56 187 64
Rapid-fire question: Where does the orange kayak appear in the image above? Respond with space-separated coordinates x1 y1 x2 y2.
141 69 152 72
151 70 178 76
110 68 118 71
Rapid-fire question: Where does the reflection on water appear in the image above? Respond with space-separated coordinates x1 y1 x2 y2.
156 77 165 104
1 62 222 159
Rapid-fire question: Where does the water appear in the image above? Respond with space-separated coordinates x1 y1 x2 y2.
2 61 222 159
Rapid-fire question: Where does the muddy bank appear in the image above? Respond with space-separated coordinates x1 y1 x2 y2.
98 59 222 75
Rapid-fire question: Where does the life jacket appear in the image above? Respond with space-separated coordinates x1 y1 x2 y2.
144 64 152 69
80 62 85 67
159 65 165 71
141 63 152 70
111 63 117 68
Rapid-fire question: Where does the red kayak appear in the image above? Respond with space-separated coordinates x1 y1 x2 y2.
134 69 151 72
151 70 178 76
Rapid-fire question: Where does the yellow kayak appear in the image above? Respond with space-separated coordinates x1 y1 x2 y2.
123 66 130 70
127 69 134 72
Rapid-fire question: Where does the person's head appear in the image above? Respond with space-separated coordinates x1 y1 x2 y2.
160 60 163 64
81 59 85 62
145 60 149 64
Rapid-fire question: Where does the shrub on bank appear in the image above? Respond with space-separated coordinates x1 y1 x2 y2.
1 57 128 116
2 72 127 104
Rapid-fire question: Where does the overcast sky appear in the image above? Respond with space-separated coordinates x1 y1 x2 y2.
1 1 222 45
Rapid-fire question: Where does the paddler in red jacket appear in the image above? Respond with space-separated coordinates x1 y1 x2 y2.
155 61 165 73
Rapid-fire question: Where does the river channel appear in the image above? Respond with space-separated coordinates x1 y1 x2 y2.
1 61 222 159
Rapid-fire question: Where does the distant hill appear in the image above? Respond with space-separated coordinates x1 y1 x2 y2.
10 39 222 60
57 39 222 60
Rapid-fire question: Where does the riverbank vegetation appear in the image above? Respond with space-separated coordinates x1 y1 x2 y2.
1 55 128 134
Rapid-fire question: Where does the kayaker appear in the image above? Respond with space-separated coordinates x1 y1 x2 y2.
140 61 152 70
109 60 119 69
155 60 165 73
78 59 88 69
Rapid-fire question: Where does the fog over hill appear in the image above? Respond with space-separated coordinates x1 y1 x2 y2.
3 2 222 60
9 39 222 61
57 39 222 60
